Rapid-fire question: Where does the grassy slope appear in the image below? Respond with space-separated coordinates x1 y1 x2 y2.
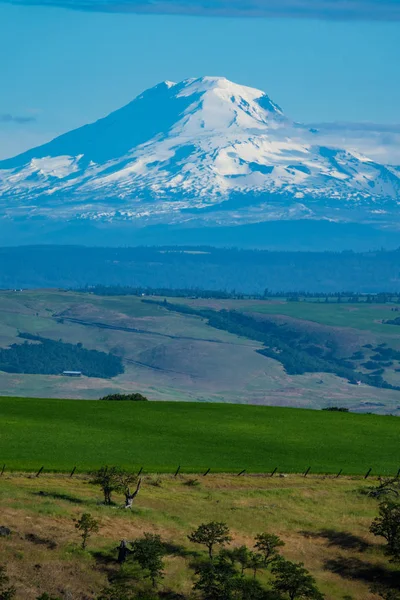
2 291 400 411
173 297 400 337
0 473 395 600
0 398 398 474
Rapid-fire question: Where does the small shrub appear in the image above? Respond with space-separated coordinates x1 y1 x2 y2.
75 513 100 549
0 565 16 600
184 478 200 487
147 477 162 487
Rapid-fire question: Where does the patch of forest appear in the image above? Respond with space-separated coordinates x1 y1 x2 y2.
0 333 124 378
78 284 400 303
2 245 400 292
146 300 400 390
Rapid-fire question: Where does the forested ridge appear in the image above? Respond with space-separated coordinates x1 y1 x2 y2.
146 300 400 390
2 245 400 292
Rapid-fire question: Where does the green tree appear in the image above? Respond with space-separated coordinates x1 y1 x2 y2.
271 558 324 600
188 522 232 559
254 533 285 565
230 545 251 575
97 584 161 600
193 554 238 600
236 577 278 600
75 513 100 549
370 501 400 561
370 584 400 600
91 467 138 506
0 566 15 600
130 533 165 588
246 553 266 580
91 466 122 505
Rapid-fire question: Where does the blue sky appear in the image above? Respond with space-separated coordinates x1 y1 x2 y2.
0 0 399 159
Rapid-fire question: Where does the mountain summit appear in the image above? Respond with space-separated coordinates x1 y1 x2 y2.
0 76 399 246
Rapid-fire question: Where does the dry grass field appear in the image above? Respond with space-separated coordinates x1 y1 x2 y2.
0 473 397 599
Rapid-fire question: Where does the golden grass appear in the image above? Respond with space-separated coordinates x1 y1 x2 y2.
0 473 396 599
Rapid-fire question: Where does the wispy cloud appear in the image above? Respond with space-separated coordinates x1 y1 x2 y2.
2 0 400 20
0 113 37 124
305 122 400 165
308 122 400 133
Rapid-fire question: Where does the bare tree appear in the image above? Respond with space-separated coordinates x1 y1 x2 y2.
368 477 400 499
124 478 142 509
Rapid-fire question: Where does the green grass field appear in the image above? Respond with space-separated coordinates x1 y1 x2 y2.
175 297 400 337
0 397 398 474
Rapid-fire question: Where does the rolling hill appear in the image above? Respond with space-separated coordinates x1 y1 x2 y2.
1 289 400 413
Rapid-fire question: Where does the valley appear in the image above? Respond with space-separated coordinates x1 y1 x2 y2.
1 289 400 413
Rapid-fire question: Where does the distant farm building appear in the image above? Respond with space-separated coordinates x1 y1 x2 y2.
62 371 82 377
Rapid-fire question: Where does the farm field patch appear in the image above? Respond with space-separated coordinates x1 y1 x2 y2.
0 398 398 474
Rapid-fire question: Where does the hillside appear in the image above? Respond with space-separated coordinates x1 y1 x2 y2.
1 290 400 411
0 473 395 600
0 398 398 474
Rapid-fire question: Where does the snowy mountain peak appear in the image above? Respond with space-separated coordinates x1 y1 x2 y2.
0 75 399 239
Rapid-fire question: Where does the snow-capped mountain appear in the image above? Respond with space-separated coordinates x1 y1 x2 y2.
0 76 400 243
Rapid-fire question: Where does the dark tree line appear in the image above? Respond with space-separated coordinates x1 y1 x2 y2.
79 285 400 304
148 300 400 390
0 333 123 378
4 245 400 293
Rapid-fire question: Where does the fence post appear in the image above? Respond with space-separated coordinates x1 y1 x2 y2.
36 466 44 478
270 467 277 478
0 464 5 477
364 468 372 479
396 468 400 479
336 469 342 478
203 468 211 477
70 466 76 478
174 465 181 477
237 469 246 477
304 467 311 478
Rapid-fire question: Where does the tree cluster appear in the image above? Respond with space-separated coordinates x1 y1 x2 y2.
90 466 140 506
99 522 323 600
150 300 400 390
5 245 400 294
100 393 148 402
4 486 400 600
0 333 123 378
